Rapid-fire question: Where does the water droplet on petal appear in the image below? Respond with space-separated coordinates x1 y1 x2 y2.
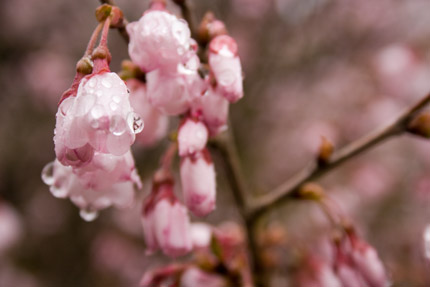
50 185 68 198
96 90 103 97
80 209 99 222
109 102 118 111
113 96 121 103
41 162 55 185
127 112 144 134
88 78 97 88
109 115 126 136
102 79 112 88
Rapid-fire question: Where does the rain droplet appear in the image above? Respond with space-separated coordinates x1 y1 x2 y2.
127 112 144 134
109 102 118 111
88 78 97 88
80 209 99 222
109 115 126 136
50 185 68 198
91 105 104 119
41 162 55 185
113 96 121 103
96 90 103 97
59 97 74 116
102 79 112 88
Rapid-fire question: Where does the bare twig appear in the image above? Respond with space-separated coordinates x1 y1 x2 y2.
248 93 430 220
99 0 130 43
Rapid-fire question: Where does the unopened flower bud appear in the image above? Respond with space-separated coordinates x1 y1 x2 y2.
76 57 93 75
407 112 430 138
142 182 192 257
95 4 112 23
209 35 243 103
298 183 324 200
178 118 208 156
180 149 216 217
317 136 334 165
109 6 124 28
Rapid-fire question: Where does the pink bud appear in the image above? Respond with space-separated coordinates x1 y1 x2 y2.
54 72 141 167
127 79 169 147
209 35 243 103
127 10 192 72
42 151 142 221
178 118 208 156
180 150 216 217
142 183 192 257
350 238 388 287
146 59 204 115
192 87 229 136
336 263 367 287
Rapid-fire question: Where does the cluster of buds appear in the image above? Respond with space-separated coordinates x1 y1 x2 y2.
42 5 143 220
125 1 244 257
295 230 389 287
140 222 251 287
333 230 389 287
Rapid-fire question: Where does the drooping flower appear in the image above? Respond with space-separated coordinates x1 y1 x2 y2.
191 87 229 136
146 54 204 115
127 79 169 147
142 178 192 257
209 35 243 103
54 72 143 167
180 149 216 217
127 8 193 73
177 117 208 157
41 151 141 221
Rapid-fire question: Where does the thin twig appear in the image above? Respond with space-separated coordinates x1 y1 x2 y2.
209 128 263 287
248 92 430 220
99 0 130 43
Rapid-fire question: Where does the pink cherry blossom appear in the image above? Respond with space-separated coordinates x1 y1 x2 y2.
209 35 243 103
142 182 192 257
127 79 169 147
127 9 192 72
146 55 204 116
178 118 208 157
349 237 388 287
54 72 142 167
180 149 216 217
192 87 229 136
41 151 141 221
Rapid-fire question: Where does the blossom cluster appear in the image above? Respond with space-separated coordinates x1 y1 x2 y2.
296 231 389 287
126 2 244 257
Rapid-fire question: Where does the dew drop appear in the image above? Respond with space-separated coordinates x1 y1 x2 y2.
88 78 97 88
50 185 68 198
113 96 121 103
127 112 144 134
96 90 103 97
91 105 104 119
109 102 118 111
80 209 99 222
41 162 55 185
102 79 112 88
109 115 126 136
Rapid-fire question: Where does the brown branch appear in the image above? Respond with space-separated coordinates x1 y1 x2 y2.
209 128 264 287
248 92 430 220
99 0 130 43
